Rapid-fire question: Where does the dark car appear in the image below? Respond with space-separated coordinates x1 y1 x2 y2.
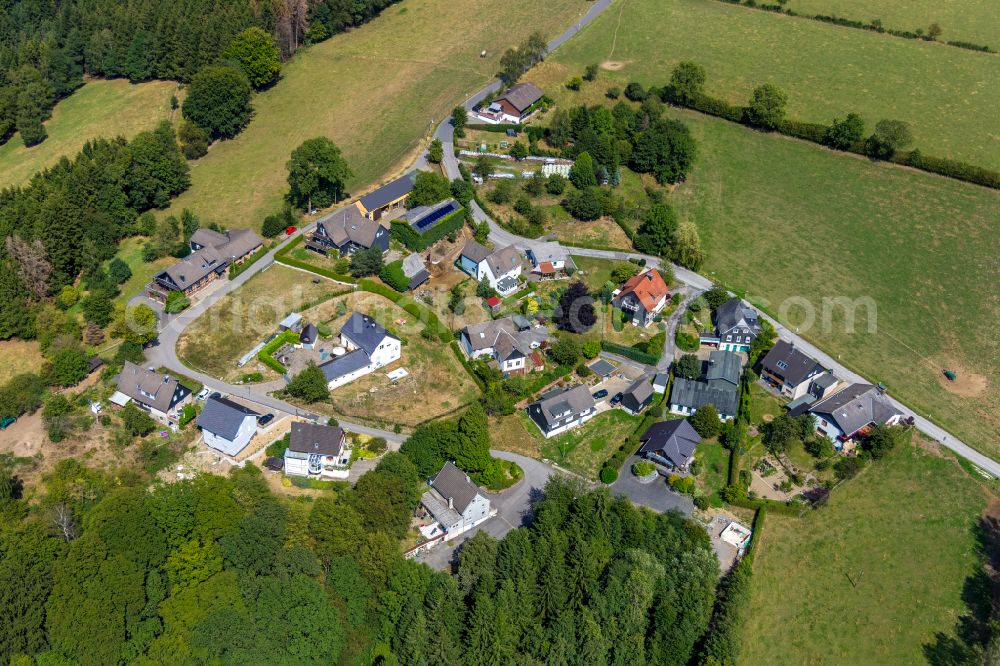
610 392 624 405
210 392 222 400
257 413 275 427
592 389 608 400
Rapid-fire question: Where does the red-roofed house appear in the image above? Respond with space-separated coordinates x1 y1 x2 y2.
613 269 669 327
486 295 502 312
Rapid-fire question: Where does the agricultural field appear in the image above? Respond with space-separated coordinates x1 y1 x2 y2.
0 339 46 385
176 265 342 380
159 0 592 231
0 79 180 188
529 0 1000 170
743 437 991 664
783 0 1000 49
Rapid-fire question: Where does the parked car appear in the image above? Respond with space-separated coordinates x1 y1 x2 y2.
285 226 297 235
0 416 16 429
592 389 608 400
257 413 275 427
610 392 624 405
210 392 222 400
196 387 211 401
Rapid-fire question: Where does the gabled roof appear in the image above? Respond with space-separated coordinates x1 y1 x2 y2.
527 241 568 264
460 239 491 264
624 377 655 405
289 422 346 457
430 461 480 514
809 384 903 437
157 228 262 290
462 317 518 352
484 245 522 278
495 82 544 113
670 377 738 416
156 248 225 289
316 205 385 249
340 312 397 355
299 323 318 345
197 397 258 441
115 362 186 414
706 350 742 387
189 227 228 248
319 348 371 381
617 269 668 312
494 330 527 362
532 385 595 424
639 419 701 464
760 340 823 387
358 173 415 212
716 298 760 335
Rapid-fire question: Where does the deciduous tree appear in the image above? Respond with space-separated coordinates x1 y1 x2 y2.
286 137 352 211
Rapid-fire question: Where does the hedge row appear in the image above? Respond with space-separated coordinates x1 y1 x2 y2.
715 0 994 53
273 236 357 283
450 340 486 391
228 246 268 279
660 83 1000 191
390 205 466 252
257 331 300 374
357 279 453 343
600 340 659 365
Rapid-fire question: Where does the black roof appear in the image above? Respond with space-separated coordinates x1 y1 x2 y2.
299 323 318 345
289 422 345 457
319 348 371 381
359 173 415 211
340 312 396 356
639 420 701 465
196 397 259 440
761 340 823 387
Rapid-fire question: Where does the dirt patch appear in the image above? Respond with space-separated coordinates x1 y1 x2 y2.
936 363 987 398
600 60 627 71
761 414 775 423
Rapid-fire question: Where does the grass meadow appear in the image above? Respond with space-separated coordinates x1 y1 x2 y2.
744 437 990 664
160 0 591 231
533 0 1000 170
0 79 180 188
782 0 1000 48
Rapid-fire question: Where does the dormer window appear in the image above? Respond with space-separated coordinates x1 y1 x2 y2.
776 360 788 370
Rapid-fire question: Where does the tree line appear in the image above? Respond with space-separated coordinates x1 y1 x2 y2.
0 0 403 148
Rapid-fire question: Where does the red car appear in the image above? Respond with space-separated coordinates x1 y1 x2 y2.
285 226 297 235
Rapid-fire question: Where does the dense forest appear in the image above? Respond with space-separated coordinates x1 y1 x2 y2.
0 0 402 146
0 454 720 665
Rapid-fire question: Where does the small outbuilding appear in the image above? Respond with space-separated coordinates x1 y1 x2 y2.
620 378 655 416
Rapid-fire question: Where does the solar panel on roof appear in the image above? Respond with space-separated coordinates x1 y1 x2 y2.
411 200 460 232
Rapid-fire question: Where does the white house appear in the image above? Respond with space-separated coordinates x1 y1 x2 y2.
459 316 547 375
612 269 669 327
421 462 495 540
525 242 573 278
458 240 522 295
808 383 904 448
111 362 192 428
283 422 352 479
318 312 401 389
196 396 259 456
527 385 597 438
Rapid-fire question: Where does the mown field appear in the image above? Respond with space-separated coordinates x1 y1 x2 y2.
0 79 180 188
531 60 1000 461
536 0 1000 170
159 0 591 231
744 437 990 664
783 0 1000 49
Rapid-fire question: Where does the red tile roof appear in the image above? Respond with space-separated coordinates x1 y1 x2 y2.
538 261 555 274
618 269 668 312
486 296 502 307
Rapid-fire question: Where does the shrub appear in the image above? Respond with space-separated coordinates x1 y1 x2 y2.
606 86 621 99
367 437 388 454
575 363 592 378
600 341 658 365
266 434 290 458
632 461 656 477
379 259 410 292
565 76 583 91
694 495 710 510
624 82 648 101
675 330 700 352
581 340 601 359
600 465 619 484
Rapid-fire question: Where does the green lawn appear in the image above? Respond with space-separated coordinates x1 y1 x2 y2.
748 383 785 426
109 237 176 305
743 438 989 664
0 79 180 189
693 439 730 506
159 0 591 230
529 0 1000 170
783 0 1000 49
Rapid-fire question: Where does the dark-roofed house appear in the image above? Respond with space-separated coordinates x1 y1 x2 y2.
620 378 655 416
147 228 263 302
401 253 430 291
760 340 825 399
638 420 702 471
809 384 904 447
460 317 547 375
299 323 319 349
588 359 616 378
308 204 389 255
355 173 416 220
706 350 742 389
477 82 545 124
527 385 597 438
284 422 351 478
808 372 840 402
318 312 401 389
197 396 259 456
703 298 761 353
613 269 670 327
111 362 192 427
401 198 462 236
421 461 494 540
